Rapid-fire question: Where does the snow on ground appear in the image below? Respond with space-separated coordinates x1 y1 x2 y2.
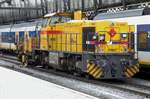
0 66 97 99
0 59 147 99
0 59 14 66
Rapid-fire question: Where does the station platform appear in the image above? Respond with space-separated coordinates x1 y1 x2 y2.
0 66 97 99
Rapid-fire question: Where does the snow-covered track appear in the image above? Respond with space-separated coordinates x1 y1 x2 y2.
0 55 150 99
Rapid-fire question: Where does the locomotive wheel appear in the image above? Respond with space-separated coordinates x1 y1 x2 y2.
18 54 22 61
44 65 49 69
22 55 28 67
24 57 28 67
73 72 80 77
85 74 92 80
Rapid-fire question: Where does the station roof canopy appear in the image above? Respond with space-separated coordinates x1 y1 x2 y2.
94 9 144 20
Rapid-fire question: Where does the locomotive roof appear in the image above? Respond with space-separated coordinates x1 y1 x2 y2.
44 12 73 18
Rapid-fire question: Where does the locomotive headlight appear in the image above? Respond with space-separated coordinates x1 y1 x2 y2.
92 35 97 40
92 33 98 40
99 35 105 41
99 36 104 40
121 33 128 38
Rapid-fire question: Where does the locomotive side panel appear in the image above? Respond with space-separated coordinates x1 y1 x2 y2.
94 21 133 53
40 22 83 53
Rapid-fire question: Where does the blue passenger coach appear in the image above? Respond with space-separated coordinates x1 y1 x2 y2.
137 24 150 67
0 20 42 53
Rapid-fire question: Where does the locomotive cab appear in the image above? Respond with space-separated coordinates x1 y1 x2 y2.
43 13 72 27
42 10 84 27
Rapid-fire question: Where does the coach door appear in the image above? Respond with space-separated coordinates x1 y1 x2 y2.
29 31 37 51
137 25 150 51
35 22 42 49
18 31 25 52
138 32 148 50
82 27 95 52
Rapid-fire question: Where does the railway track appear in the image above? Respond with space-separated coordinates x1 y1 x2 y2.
0 55 150 98
34 67 150 98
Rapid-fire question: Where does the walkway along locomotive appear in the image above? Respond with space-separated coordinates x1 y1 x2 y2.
0 11 139 79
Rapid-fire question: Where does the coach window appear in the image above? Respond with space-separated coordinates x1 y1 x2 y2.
138 32 148 49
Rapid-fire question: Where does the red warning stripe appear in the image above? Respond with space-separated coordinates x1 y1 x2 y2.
41 30 63 35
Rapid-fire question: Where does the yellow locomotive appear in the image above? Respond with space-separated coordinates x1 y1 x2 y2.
20 11 139 79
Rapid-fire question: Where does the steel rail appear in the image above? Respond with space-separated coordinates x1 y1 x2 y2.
0 55 150 98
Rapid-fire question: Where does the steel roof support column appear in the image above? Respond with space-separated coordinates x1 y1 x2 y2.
40 0 45 16
93 0 98 10
98 0 102 8
121 0 126 10
55 0 58 12
63 0 67 11
81 0 84 11
44 0 48 14
67 0 70 11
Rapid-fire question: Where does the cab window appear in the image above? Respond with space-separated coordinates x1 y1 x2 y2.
61 16 71 22
49 16 60 24
49 16 71 25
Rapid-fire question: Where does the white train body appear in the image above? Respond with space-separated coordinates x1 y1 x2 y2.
94 15 150 66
